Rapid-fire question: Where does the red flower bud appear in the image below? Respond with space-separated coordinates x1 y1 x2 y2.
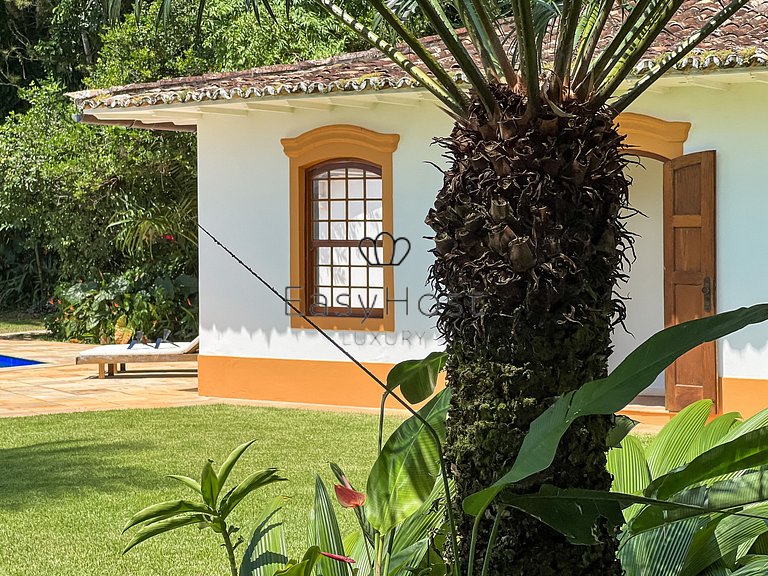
320 551 355 564
334 484 366 508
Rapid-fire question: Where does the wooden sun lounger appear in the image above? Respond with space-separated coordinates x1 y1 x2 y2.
76 337 199 378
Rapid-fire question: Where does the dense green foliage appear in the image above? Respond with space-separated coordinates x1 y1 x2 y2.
610 400 768 576
0 0 372 341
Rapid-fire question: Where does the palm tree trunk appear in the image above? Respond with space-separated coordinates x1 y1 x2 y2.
427 85 630 575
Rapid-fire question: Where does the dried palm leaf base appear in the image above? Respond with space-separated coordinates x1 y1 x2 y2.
427 84 632 575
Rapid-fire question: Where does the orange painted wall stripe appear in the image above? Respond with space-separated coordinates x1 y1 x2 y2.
199 355 435 409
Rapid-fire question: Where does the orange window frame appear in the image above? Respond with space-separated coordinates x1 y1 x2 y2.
281 125 400 331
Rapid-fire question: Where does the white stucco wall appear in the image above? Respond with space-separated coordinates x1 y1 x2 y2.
197 80 768 380
197 98 454 364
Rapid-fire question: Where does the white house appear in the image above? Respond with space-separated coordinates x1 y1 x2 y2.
68 5 768 424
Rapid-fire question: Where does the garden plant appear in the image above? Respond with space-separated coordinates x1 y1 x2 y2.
79 0 768 571
109 0 767 572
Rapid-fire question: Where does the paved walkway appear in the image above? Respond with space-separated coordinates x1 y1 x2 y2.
0 339 231 418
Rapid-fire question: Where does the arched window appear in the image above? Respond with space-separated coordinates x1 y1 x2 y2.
282 125 399 331
306 160 384 318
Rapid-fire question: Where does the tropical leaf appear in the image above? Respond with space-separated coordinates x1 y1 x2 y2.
309 476 349 576
240 497 289 576
167 474 202 495
464 304 768 516
607 434 650 521
679 503 768 576
499 486 718 545
647 427 768 500
731 558 768 576
606 414 639 448
122 499 211 532
201 460 219 507
645 399 712 479
123 514 208 554
687 412 741 460
220 469 286 518
219 439 256 491
366 388 451 534
386 352 447 404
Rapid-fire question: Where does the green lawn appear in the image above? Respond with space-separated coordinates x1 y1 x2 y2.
0 404 402 576
0 311 46 334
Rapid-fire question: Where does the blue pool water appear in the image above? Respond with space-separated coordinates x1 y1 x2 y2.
0 354 42 368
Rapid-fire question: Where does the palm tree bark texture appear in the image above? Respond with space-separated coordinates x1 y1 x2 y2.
427 84 632 575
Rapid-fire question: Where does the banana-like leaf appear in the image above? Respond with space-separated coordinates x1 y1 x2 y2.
386 352 446 404
167 474 202 495
646 400 712 479
201 460 219 507
679 503 768 576
687 412 741 460
366 388 451 534
389 475 452 573
123 514 208 554
647 428 768 500
123 499 211 532
500 486 718 545
309 476 349 576
274 547 323 576
731 558 768 576
719 407 768 444
631 468 768 534
220 469 285 518
343 530 373 576
464 304 768 516
240 497 289 576
219 439 256 491
607 434 650 521
607 415 639 448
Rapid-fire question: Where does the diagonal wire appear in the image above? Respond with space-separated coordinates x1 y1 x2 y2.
198 223 462 573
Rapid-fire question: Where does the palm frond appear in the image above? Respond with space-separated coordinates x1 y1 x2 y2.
316 0 467 115
612 0 753 112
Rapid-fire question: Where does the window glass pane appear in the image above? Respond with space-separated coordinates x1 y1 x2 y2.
369 267 383 287
330 201 346 220
333 247 349 265
314 179 328 199
347 222 365 240
366 200 382 221
333 266 349 285
366 179 382 199
329 168 346 179
348 179 364 199
366 221 382 237
330 180 346 199
314 222 328 240
330 221 347 240
347 167 365 178
317 247 331 265
317 266 331 286
348 201 365 220
369 288 384 308
351 247 367 266
314 200 328 221
350 288 368 308
333 288 351 308
351 267 367 287
313 288 331 311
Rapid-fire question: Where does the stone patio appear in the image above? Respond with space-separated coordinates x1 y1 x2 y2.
0 339 403 418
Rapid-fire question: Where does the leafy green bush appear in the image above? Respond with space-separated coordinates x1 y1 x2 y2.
610 400 768 576
47 268 199 343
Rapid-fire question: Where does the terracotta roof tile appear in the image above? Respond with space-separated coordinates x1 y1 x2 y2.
69 0 768 110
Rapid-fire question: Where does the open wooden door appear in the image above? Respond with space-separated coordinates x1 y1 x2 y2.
664 151 717 412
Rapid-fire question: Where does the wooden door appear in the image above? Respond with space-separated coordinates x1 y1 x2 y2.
664 151 717 412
